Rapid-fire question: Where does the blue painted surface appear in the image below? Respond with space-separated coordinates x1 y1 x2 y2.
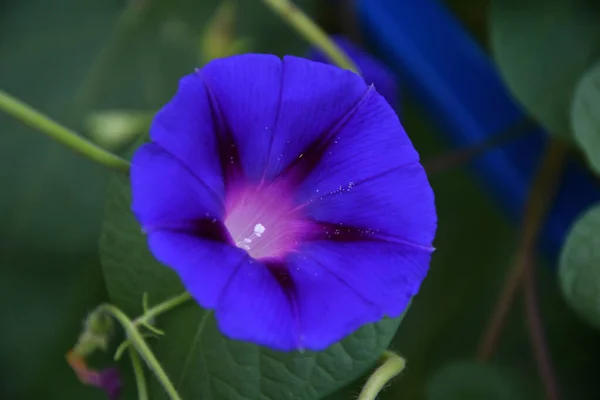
355 0 600 263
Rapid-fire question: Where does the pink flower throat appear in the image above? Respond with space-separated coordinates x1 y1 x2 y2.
224 182 311 260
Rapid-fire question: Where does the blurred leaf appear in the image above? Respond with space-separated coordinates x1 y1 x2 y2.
559 203 600 329
86 110 154 152
78 0 319 113
0 1 122 396
233 0 318 56
99 172 404 400
426 361 524 400
572 60 600 174
23 258 110 400
490 0 600 138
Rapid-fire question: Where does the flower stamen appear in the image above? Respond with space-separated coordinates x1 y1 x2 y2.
235 223 266 250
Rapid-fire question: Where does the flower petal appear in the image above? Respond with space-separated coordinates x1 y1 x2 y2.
132 54 436 353
296 241 432 317
200 54 281 183
294 90 436 245
200 54 369 182
303 163 436 246
147 231 246 308
287 252 383 350
131 143 223 230
149 73 225 198
264 56 370 180
215 261 298 350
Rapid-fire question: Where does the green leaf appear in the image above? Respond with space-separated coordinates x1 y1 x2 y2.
490 0 600 138
426 361 524 400
99 172 403 400
559 203 600 329
572 60 600 174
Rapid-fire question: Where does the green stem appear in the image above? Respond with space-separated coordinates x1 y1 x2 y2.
424 118 534 175
96 304 182 400
129 347 149 400
357 350 406 400
261 0 359 73
0 90 130 174
476 140 567 361
134 292 192 327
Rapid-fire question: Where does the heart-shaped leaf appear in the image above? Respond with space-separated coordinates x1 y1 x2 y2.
490 0 600 138
100 171 404 400
559 203 600 329
572 60 600 174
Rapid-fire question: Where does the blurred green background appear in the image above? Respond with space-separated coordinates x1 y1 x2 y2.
1 0 598 399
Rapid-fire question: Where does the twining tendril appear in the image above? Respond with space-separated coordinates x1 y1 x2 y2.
135 292 192 328
68 292 192 400
113 292 191 360
95 303 182 400
357 350 406 400
129 347 149 400
114 331 158 361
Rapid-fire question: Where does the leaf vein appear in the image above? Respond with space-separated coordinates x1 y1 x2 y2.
176 310 212 392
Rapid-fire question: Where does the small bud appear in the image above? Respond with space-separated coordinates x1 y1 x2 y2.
93 368 122 400
66 351 123 399
73 310 114 356
85 310 113 336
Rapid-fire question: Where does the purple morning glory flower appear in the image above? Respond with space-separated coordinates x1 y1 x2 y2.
307 35 399 109
130 54 436 351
